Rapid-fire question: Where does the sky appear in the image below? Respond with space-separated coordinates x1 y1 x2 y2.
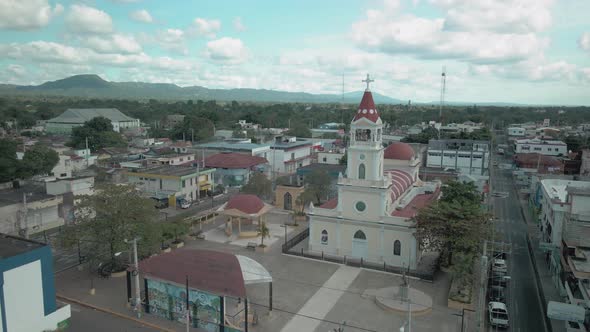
1 0 589 105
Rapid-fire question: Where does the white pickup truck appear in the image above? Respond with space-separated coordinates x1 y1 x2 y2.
489 301 509 328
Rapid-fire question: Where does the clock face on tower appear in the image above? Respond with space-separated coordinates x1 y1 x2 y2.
359 154 366 160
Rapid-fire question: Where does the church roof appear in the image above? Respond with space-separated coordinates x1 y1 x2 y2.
352 91 380 123
386 169 414 202
384 142 415 161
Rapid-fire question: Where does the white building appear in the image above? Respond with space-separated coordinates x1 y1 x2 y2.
426 139 490 175
308 84 440 270
0 234 71 332
46 108 140 134
269 136 313 175
317 151 344 165
507 127 526 137
514 138 567 156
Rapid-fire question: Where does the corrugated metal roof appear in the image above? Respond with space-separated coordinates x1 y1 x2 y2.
47 108 137 124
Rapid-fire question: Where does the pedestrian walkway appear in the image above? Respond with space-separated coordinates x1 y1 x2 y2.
519 197 566 332
280 265 361 332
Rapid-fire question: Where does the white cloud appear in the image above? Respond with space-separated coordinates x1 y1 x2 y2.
352 0 552 64
191 18 221 38
130 9 153 23
233 17 246 32
0 0 63 30
206 37 248 63
469 56 581 83
580 32 590 52
150 29 188 54
83 34 142 54
432 0 554 33
66 4 113 34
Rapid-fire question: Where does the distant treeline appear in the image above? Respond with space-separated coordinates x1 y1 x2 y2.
1 96 590 135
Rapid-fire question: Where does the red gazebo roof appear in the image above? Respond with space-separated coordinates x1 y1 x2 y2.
225 194 265 214
138 249 246 298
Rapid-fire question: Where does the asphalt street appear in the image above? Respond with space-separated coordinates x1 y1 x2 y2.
66 302 161 332
488 135 546 332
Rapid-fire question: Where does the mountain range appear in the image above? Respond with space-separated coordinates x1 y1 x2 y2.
0 74 526 106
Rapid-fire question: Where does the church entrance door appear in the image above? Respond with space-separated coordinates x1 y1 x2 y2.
352 230 368 259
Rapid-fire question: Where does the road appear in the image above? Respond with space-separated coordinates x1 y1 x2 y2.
66 302 161 332
488 134 546 332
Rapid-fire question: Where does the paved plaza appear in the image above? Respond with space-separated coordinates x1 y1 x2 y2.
55 208 462 332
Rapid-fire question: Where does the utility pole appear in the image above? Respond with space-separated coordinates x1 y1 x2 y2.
185 275 190 332
22 192 29 239
438 66 446 140
85 136 90 167
191 128 194 143
126 237 142 318
477 240 488 331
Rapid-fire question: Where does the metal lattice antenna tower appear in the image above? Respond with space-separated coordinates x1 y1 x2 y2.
438 66 446 140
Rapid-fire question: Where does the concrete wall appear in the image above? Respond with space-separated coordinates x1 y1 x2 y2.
275 185 304 211
269 146 312 174
0 197 64 235
317 152 344 165
309 216 418 269
426 149 489 175
515 142 567 156
51 155 73 179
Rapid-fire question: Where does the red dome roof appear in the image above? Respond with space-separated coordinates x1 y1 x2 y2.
384 142 415 160
352 91 380 123
225 194 265 214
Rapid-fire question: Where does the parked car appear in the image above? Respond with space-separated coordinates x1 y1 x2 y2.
152 197 169 209
488 285 506 302
488 301 509 328
179 199 192 209
490 274 510 287
492 259 508 274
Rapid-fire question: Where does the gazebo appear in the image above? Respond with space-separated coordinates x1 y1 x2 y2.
217 194 273 238
135 249 273 332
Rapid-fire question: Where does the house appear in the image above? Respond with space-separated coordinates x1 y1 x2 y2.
46 176 94 223
269 136 313 175
170 141 192 154
317 151 345 165
0 234 71 331
426 139 490 176
195 141 271 160
513 153 564 174
514 138 567 156
308 84 441 270
507 127 526 137
125 165 215 205
46 108 140 134
142 148 196 166
0 184 64 237
204 153 268 187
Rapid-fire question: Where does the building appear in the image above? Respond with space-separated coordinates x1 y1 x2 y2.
0 185 64 236
204 152 268 187
275 184 305 211
0 234 71 332
270 136 313 175
426 139 490 175
439 122 482 135
125 165 215 206
514 138 567 156
308 82 440 270
507 127 526 137
46 108 140 134
513 153 564 174
317 151 345 165
46 176 94 223
195 141 271 159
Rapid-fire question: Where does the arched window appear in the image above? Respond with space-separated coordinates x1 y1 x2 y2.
354 230 366 240
358 163 366 180
321 230 328 244
394 240 401 256
283 192 292 210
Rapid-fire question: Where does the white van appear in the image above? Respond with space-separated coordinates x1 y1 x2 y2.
489 301 509 328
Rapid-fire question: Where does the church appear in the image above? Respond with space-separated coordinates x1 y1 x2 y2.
308 76 441 270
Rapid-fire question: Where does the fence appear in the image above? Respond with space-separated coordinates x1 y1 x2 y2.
282 228 436 281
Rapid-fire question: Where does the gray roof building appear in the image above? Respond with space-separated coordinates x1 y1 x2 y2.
46 108 140 134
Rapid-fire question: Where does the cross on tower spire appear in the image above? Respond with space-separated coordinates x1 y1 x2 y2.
362 73 374 91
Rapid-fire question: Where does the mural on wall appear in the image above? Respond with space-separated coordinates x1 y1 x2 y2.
146 278 222 332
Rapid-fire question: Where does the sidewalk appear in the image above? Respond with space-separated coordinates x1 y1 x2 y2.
518 196 566 332
55 267 198 332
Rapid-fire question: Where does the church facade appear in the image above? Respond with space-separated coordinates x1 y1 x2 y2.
308 78 440 269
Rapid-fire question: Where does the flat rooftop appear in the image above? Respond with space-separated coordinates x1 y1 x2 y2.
127 165 212 177
196 142 270 151
271 139 312 149
0 185 55 208
0 234 44 259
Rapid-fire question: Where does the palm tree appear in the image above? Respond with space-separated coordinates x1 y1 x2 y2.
258 221 270 247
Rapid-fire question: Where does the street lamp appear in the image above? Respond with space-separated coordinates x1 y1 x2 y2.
124 237 142 318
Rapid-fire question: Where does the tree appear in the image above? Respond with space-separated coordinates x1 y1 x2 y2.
170 116 215 142
19 144 59 178
69 116 127 152
304 169 332 205
415 200 490 266
60 184 160 270
440 180 481 206
564 135 583 152
0 139 19 182
241 172 272 199
258 221 270 247
286 122 312 138
339 152 347 165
